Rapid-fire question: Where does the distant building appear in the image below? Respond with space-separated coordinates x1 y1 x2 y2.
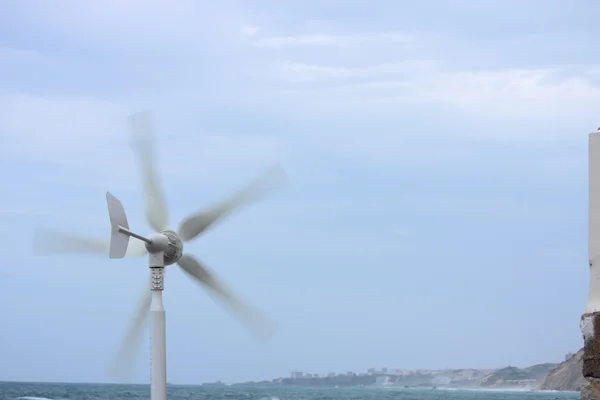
290 372 303 379
327 372 336 378
375 376 391 385
367 368 377 375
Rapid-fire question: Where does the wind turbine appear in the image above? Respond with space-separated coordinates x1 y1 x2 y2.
33 112 286 398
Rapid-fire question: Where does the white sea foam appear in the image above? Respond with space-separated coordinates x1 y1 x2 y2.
17 397 56 400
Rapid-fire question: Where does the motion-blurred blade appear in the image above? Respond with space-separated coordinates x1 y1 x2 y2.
178 164 287 242
128 111 169 232
109 280 152 382
177 254 276 341
33 229 148 257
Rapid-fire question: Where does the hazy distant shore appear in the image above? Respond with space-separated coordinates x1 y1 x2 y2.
206 351 585 392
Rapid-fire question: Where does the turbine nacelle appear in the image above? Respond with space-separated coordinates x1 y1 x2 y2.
148 230 183 266
107 192 182 266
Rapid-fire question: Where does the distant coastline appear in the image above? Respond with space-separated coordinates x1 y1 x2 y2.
0 351 583 391
202 350 584 392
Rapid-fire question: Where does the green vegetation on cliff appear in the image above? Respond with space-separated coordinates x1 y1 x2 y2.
479 364 557 387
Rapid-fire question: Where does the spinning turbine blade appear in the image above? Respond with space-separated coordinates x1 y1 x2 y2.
33 229 148 257
109 280 152 382
178 164 287 242
33 229 108 255
177 254 276 341
129 111 170 232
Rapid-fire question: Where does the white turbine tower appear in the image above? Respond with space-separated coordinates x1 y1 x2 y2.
33 112 286 399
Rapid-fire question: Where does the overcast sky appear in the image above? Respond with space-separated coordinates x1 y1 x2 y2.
1 0 599 385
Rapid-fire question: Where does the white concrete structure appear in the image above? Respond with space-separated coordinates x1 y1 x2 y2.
586 130 600 314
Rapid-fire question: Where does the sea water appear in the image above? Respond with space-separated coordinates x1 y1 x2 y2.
0 382 580 400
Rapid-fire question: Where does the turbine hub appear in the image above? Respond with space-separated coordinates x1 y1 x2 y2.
145 230 183 266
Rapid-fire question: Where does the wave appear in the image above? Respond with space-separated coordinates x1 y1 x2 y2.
17 397 57 400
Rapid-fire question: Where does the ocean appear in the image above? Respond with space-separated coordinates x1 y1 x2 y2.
0 383 580 400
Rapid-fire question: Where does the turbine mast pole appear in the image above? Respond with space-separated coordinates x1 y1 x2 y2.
149 251 167 400
583 128 600 400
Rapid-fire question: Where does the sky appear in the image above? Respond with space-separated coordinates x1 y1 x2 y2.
0 0 599 385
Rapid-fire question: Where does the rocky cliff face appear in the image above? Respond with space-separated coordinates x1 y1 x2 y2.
537 349 584 391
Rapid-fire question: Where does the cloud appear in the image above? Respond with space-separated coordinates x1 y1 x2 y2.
4 1 223 53
391 227 409 237
265 60 600 120
2 1 598 168
242 25 260 37
0 207 52 217
250 32 413 49
269 60 436 82
0 90 128 157
0 85 285 176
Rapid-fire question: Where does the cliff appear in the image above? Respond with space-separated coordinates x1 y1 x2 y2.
230 352 585 390
479 364 557 389
537 349 584 391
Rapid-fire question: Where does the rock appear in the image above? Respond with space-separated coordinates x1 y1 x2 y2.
537 349 585 391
